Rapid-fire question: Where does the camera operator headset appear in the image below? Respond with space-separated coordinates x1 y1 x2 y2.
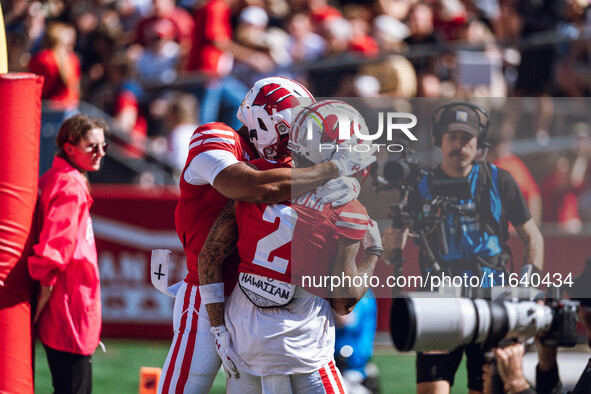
387 102 545 394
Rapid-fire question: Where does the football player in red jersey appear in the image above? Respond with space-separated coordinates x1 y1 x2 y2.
198 100 383 393
158 80 377 393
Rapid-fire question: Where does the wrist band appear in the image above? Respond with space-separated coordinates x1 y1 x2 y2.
365 247 384 257
200 283 224 305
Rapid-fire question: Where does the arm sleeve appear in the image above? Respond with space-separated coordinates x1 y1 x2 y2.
534 362 562 394
28 179 83 286
499 169 532 227
183 149 239 186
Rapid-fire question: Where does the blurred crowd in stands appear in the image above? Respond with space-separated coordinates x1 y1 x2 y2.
4 0 591 231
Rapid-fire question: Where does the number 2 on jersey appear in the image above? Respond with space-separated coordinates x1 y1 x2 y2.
252 204 297 274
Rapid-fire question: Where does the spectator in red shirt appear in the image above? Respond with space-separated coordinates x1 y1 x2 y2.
308 0 342 27
489 138 542 225
541 150 588 233
28 22 81 110
432 0 469 42
29 115 108 394
344 5 379 58
186 0 273 129
186 0 274 77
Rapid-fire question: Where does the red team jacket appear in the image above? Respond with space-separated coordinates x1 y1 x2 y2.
28 157 101 355
235 159 370 293
176 122 255 293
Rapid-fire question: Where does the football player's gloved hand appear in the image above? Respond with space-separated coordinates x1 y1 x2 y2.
363 220 383 257
211 325 240 378
331 137 378 176
316 177 361 207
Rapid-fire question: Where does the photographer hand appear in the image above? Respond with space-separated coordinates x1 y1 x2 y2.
493 343 530 393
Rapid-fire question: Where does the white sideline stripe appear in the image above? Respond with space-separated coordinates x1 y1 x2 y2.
92 215 183 251
339 212 368 220
335 220 367 230
191 129 235 142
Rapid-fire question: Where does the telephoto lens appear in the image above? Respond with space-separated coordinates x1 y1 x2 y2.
391 295 554 352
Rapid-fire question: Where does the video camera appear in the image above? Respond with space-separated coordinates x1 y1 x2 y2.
375 145 476 272
373 141 425 194
390 286 579 353
376 142 472 198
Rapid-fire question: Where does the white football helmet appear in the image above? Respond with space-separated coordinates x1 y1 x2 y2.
289 100 370 166
237 77 315 160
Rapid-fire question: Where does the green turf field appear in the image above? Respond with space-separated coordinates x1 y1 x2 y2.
34 339 468 393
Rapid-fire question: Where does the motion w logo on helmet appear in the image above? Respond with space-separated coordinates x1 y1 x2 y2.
252 83 297 116
321 114 355 144
296 100 419 154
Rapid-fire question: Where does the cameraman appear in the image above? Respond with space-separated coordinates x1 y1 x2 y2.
386 102 544 394
484 283 591 393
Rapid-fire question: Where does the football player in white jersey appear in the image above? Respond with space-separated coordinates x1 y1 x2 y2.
158 80 377 393
198 100 383 393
